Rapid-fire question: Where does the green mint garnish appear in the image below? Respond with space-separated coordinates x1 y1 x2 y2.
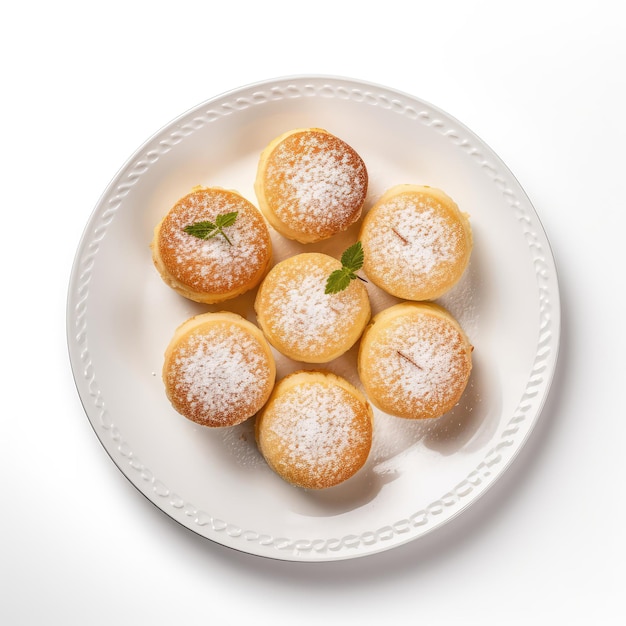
324 241 368 294
183 211 238 245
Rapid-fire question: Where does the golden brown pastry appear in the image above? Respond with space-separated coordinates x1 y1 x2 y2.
151 186 272 303
358 302 473 419
163 311 276 427
359 185 472 300
254 252 371 363
255 370 373 489
254 128 368 243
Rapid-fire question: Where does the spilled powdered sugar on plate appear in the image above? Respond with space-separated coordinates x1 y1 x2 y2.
220 258 485 478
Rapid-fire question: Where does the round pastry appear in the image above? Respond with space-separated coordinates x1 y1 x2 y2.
358 302 473 420
151 186 272 303
163 311 276 428
254 128 368 243
254 252 371 363
359 185 472 300
255 370 373 489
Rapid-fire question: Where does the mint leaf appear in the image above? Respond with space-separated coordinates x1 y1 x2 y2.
215 211 238 229
340 241 364 272
183 220 217 239
183 211 238 245
325 268 352 294
325 242 367 294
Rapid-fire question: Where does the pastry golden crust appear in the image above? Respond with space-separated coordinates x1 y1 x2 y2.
359 185 472 300
255 370 373 489
163 312 276 428
254 128 368 243
358 302 473 419
151 186 272 303
254 252 371 363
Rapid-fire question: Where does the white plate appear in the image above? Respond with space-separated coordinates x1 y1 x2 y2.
67 75 560 561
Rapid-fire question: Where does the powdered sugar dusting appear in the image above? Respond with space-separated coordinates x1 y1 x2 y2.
366 313 470 418
364 195 465 288
165 322 271 427
264 381 371 488
264 260 365 356
264 131 367 237
159 189 270 293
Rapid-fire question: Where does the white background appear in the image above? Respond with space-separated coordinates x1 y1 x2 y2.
2 1 624 624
